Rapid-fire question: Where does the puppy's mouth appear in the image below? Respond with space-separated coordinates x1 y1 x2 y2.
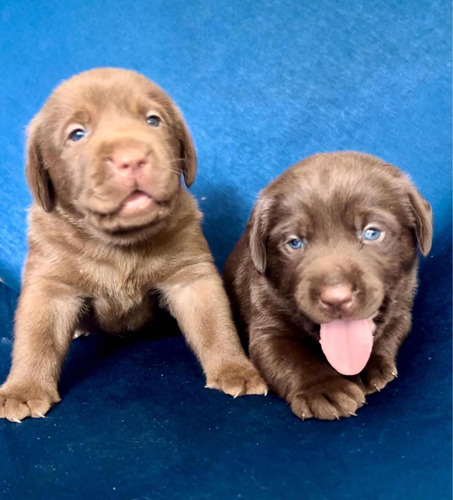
84 189 173 237
117 190 155 217
318 312 378 376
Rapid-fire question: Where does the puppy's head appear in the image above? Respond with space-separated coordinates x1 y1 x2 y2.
26 68 197 244
247 152 433 374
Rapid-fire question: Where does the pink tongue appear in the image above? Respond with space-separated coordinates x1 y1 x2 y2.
320 319 373 376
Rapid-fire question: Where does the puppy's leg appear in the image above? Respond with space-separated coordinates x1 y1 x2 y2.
161 263 267 397
0 282 83 421
249 323 366 420
361 314 410 394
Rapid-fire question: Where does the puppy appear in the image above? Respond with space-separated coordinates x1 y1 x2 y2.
224 152 432 420
0 68 266 422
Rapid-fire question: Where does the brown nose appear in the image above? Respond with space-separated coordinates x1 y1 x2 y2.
111 147 148 174
319 284 355 315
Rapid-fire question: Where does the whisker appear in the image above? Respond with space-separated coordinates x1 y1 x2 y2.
165 158 185 164
152 159 183 176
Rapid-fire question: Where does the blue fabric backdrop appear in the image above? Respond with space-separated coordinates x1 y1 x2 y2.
0 1 451 498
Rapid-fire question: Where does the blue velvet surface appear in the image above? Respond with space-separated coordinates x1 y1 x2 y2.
0 1 451 498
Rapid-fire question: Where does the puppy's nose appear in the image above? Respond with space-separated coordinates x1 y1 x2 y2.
111 147 148 174
319 284 355 315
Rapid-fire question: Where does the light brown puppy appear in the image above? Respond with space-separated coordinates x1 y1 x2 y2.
0 68 266 422
225 152 432 420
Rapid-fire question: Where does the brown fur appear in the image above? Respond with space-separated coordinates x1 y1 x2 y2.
224 152 433 420
0 68 266 422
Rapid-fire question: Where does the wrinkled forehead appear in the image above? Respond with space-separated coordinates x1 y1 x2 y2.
269 161 407 233
43 70 171 123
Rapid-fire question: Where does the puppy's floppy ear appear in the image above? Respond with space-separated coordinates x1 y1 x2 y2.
401 175 433 256
172 105 197 188
247 194 274 274
25 117 54 212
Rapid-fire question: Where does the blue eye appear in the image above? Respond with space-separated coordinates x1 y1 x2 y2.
288 238 304 250
146 115 161 127
69 129 87 142
363 227 382 241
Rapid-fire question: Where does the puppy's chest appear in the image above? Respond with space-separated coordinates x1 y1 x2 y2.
100 277 146 312
83 262 154 313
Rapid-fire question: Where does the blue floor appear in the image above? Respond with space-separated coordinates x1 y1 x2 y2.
0 1 451 498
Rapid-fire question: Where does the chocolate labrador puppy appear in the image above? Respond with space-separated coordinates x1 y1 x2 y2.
224 152 432 420
0 68 266 422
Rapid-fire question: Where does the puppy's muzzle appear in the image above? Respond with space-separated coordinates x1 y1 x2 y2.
319 283 358 318
108 144 151 180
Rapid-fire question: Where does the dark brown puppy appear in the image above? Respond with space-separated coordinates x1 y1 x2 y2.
224 152 432 420
0 68 267 422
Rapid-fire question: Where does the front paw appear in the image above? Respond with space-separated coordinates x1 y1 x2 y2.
290 377 366 420
0 383 60 422
361 354 398 394
205 361 268 397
